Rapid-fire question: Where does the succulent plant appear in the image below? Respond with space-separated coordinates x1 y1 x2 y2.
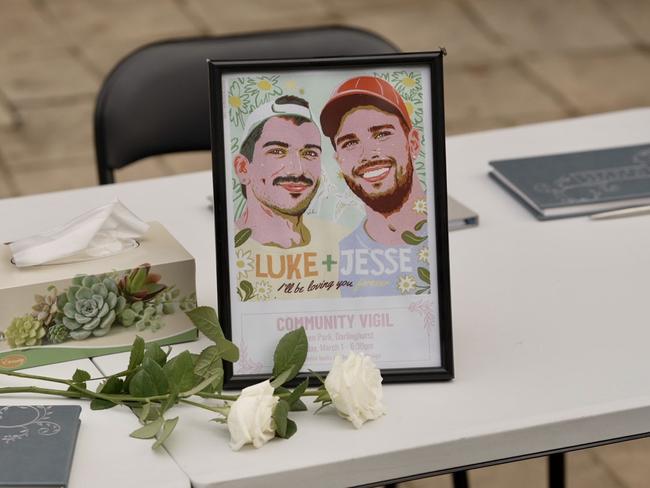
57 275 126 340
118 264 167 303
31 286 59 327
153 286 181 315
47 322 70 344
179 292 197 312
5 315 46 348
118 301 165 332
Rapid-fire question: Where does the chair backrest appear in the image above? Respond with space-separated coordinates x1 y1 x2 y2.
94 26 399 184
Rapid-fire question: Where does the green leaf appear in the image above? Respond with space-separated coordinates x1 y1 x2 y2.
239 280 255 302
314 401 332 414
186 307 222 342
234 228 252 247
67 369 91 394
128 336 146 370
162 351 196 392
71 369 91 386
90 398 117 410
129 370 156 397
273 400 289 438
194 346 224 393
286 378 309 408
417 267 430 284
194 346 222 376
186 307 239 362
239 280 254 301
315 388 331 403
90 376 123 409
138 403 152 423
152 417 179 449
270 367 295 388
130 267 148 294
289 399 307 412
284 418 297 439
144 357 169 394
129 358 169 397
402 231 427 245
415 288 429 295
130 417 163 439
414 219 427 231
99 376 124 394
137 404 161 423
181 370 224 397
272 327 308 381
144 343 168 367
161 387 179 415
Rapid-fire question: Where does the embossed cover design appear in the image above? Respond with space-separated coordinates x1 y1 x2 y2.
0 405 81 487
489 144 650 219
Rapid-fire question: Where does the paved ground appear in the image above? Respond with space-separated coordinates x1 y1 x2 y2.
1 0 650 486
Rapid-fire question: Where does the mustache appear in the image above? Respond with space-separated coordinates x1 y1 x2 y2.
273 175 314 186
352 157 396 177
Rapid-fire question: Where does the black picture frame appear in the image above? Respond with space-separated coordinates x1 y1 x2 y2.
208 52 453 389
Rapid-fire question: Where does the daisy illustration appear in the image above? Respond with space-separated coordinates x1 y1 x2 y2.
397 275 417 294
391 71 422 96
235 249 254 280
413 198 427 215
245 75 282 106
418 247 429 263
227 78 250 128
254 280 274 301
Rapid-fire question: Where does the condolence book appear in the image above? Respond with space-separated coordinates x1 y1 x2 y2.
0 405 81 487
489 143 650 219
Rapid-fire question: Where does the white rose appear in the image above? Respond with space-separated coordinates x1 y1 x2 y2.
227 380 279 450
324 352 386 429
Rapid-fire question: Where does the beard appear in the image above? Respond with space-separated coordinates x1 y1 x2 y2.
343 156 414 216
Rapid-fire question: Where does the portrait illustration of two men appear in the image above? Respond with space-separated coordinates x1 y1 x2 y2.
227 71 435 302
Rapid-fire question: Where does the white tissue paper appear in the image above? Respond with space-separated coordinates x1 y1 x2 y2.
9 199 149 267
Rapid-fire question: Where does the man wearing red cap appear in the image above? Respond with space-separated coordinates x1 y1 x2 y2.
320 76 429 297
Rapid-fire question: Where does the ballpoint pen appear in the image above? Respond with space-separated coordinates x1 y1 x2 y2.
590 204 650 220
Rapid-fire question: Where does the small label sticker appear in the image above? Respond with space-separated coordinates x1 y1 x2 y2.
0 354 27 369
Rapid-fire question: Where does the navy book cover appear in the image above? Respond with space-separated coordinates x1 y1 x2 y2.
489 143 650 218
0 405 81 487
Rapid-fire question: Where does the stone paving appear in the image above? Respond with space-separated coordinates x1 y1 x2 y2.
0 0 649 485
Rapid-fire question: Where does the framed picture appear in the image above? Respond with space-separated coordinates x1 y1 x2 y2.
208 53 453 388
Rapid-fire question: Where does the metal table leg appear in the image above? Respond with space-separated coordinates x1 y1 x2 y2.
548 453 565 488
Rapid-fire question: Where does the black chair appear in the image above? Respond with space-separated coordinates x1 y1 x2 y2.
93 26 399 184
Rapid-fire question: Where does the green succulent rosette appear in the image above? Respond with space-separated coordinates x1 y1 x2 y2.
5 315 46 348
57 275 126 340
47 322 70 344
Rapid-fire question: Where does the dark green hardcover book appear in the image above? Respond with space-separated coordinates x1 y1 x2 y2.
0 405 81 487
489 143 650 219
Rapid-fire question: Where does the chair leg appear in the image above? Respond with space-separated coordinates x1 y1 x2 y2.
548 453 565 488
453 470 469 488
97 161 115 185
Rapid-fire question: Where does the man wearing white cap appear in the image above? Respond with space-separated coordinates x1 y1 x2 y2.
233 95 345 301
234 95 322 248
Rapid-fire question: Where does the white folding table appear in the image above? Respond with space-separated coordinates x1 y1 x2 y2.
2 108 650 487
